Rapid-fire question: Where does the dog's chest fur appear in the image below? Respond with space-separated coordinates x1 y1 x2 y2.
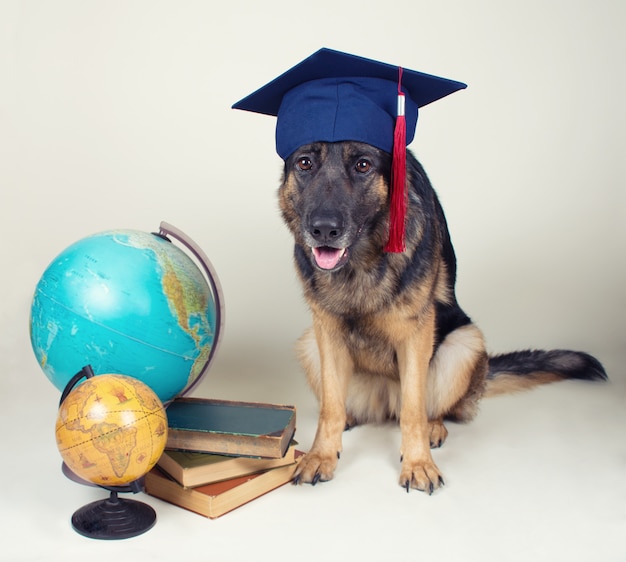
304 262 442 380
341 312 401 378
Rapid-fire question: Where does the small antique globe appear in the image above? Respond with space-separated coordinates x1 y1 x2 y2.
56 373 168 487
30 225 221 403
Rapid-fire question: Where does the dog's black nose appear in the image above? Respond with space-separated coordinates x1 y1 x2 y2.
309 211 343 243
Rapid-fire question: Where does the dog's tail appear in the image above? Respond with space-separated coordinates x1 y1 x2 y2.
484 349 607 397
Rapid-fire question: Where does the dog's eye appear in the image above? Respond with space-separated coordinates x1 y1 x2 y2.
297 157 313 171
355 159 372 174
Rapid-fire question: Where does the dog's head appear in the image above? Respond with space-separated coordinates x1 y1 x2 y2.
279 141 392 272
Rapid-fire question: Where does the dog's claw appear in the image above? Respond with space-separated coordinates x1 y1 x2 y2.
311 472 321 486
428 481 434 495
404 480 410 493
438 476 445 487
292 474 301 485
337 451 341 459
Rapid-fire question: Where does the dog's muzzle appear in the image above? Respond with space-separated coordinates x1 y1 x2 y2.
306 209 351 270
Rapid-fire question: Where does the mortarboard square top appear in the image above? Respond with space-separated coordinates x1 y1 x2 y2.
232 47 467 160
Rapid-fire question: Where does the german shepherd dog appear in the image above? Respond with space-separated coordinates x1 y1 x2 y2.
279 140 607 493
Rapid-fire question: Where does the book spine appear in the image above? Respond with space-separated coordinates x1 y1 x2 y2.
166 428 294 459
159 448 297 487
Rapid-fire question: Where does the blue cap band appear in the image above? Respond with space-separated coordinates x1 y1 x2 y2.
276 77 418 160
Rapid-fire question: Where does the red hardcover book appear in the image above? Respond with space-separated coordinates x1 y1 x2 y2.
144 451 304 518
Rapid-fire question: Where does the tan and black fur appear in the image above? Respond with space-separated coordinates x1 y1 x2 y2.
279 141 607 493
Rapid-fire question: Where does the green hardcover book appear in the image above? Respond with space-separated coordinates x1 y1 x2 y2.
165 397 296 459
158 442 298 487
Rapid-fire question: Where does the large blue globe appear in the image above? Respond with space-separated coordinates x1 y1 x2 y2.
30 229 217 403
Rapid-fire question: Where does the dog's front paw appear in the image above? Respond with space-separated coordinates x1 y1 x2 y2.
293 449 340 486
399 458 445 494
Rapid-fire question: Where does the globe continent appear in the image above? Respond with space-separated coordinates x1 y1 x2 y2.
55 374 168 487
30 229 216 403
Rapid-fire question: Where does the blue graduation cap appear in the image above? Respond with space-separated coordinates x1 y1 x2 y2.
232 48 466 252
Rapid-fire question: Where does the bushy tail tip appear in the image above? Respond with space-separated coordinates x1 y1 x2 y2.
485 349 607 397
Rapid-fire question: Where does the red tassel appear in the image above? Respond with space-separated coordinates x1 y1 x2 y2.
384 67 407 253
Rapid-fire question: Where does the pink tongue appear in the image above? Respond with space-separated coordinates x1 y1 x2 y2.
312 247 345 270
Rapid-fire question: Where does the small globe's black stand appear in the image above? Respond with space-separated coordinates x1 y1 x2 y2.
70 489 156 540
59 366 157 540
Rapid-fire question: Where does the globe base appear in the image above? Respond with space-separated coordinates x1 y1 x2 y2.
71 490 156 540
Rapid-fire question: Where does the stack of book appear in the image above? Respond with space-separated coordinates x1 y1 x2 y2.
144 397 302 519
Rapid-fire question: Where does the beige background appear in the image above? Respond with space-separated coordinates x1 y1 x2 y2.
1 1 624 560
